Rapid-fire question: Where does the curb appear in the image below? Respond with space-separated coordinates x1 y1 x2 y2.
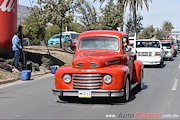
0 71 51 85
0 78 19 85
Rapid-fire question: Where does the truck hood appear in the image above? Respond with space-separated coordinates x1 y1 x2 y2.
73 51 122 69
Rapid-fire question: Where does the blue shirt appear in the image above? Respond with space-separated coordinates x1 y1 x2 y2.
12 35 22 51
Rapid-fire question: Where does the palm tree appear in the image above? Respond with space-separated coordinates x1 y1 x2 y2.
94 0 152 32
162 20 174 38
124 0 152 34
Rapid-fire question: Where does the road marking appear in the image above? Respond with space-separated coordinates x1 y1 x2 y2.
172 79 179 91
179 64 180 69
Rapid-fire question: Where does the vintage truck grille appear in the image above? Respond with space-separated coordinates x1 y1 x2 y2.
138 52 152 56
72 73 102 90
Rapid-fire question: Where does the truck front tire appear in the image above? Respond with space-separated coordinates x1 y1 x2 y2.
122 78 130 102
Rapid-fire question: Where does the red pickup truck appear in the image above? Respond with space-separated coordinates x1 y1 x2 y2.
52 30 144 102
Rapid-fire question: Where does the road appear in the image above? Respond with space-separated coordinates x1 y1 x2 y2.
0 55 180 120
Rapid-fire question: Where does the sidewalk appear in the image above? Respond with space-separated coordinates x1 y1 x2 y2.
0 70 51 85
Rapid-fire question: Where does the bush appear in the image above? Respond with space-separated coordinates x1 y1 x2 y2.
26 61 40 72
0 62 14 72
5 59 14 66
41 57 52 69
0 58 5 62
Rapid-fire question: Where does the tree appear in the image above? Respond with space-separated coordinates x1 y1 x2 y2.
100 0 123 30
94 0 152 32
67 22 84 33
37 0 74 48
94 0 125 31
155 28 167 40
162 20 174 38
124 0 152 35
75 0 100 30
45 25 60 42
138 25 155 39
126 13 143 34
22 6 46 45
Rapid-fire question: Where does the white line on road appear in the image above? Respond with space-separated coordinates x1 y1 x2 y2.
172 79 179 91
178 64 180 69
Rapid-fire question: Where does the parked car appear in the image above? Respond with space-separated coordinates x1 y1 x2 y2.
48 34 71 47
23 38 30 46
176 40 180 51
161 40 178 57
136 39 164 68
52 30 144 102
63 31 80 50
161 42 173 60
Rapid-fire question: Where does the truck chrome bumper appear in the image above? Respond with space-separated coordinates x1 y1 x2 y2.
52 89 124 97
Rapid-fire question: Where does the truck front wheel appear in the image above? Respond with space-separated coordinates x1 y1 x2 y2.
122 78 130 102
137 70 144 90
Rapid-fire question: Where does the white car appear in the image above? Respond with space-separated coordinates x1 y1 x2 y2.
135 39 164 68
23 38 30 46
161 42 173 60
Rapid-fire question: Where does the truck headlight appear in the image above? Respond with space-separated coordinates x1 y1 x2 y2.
103 75 112 84
63 74 72 83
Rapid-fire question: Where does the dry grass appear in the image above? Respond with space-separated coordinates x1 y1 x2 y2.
0 46 74 82
0 69 19 81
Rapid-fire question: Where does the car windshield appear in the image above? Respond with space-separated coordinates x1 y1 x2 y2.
52 35 65 39
79 37 119 51
136 41 160 48
162 43 171 49
71 34 80 39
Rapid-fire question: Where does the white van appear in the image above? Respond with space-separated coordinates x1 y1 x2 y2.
136 39 164 68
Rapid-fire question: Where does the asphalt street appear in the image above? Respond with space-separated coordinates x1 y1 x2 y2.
0 55 180 120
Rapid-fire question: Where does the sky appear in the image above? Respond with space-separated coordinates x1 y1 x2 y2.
19 0 180 30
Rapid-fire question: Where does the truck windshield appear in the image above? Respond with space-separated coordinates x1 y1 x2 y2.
162 43 171 49
71 34 80 40
136 41 160 48
79 37 119 51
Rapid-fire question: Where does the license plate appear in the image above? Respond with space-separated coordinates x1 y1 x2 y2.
78 91 91 98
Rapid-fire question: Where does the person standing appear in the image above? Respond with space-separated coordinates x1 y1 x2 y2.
12 31 22 70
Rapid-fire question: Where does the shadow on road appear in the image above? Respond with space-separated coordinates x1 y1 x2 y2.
144 64 166 68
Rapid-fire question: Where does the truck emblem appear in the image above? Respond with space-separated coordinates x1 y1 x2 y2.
0 0 15 12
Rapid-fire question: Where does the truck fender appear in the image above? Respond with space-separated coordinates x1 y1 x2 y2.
133 60 144 83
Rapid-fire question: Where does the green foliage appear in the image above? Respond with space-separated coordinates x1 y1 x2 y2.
45 25 60 42
41 57 52 69
100 0 123 30
139 25 155 39
26 61 40 72
155 29 167 40
29 39 40 45
37 0 74 28
21 6 46 45
126 13 143 34
162 20 174 38
75 0 100 30
5 59 14 66
67 22 84 33
0 58 5 62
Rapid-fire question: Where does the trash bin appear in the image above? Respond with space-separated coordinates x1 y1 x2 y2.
20 70 31 80
50 66 58 74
